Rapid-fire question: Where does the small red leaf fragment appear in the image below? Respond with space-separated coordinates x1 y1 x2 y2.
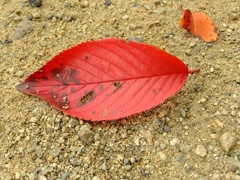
180 9 218 42
16 38 198 121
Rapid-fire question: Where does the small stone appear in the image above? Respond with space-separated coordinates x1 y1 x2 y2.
175 153 187 162
160 143 167 150
104 0 111 6
51 147 61 157
39 175 47 180
189 42 196 47
212 174 221 180
92 176 101 180
180 145 191 153
163 125 170 132
69 157 82 166
15 172 21 179
195 145 207 157
123 165 132 171
101 163 107 170
144 5 151 10
83 157 91 164
28 0 42 7
14 20 34 40
179 108 187 118
170 138 180 146
158 152 167 162
78 125 94 145
32 12 41 19
219 132 237 152
61 172 70 180
122 14 129 20
30 117 38 123
80 0 89 8
214 119 224 129
64 2 72 8
140 129 153 144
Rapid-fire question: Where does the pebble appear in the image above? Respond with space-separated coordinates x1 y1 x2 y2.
140 129 153 144
92 176 101 180
180 145 191 153
64 2 72 8
30 117 38 123
78 125 94 145
15 172 21 179
80 0 89 8
32 12 41 19
101 163 107 170
144 5 151 10
28 0 42 7
51 147 61 157
122 15 129 20
158 152 167 162
170 138 180 146
123 165 132 171
61 172 70 180
175 153 187 162
179 109 187 118
195 145 207 157
104 0 111 6
14 19 34 40
69 157 82 166
39 175 47 180
219 132 237 152
189 42 196 47
212 174 221 180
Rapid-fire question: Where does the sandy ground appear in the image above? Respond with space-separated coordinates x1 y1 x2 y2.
0 0 240 179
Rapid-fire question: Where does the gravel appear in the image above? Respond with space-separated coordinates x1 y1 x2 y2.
0 0 240 179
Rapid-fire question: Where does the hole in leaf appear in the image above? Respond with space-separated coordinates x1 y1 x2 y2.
80 91 94 104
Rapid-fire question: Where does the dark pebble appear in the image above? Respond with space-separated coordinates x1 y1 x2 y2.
163 125 170 132
175 153 187 162
64 2 72 8
104 0 112 6
1 39 13 45
28 0 42 7
194 84 201 91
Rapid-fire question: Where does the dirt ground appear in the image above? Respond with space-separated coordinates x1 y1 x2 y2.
0 0 240 179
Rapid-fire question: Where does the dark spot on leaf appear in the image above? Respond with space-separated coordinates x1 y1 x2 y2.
42 75 48 80
214 27 218 33
80 91 94 104
152 89 157 94
71 87 76 93
85 55 89 60
183 15 186 19
113 81 122 93
99 85 104 91
60 63 64 67
92 111 96 114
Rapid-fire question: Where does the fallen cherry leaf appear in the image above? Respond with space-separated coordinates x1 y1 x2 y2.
180 9 218 42
16 38 199 121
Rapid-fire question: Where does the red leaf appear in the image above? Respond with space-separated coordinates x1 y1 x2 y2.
180 9 218 42
16 38 198 121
